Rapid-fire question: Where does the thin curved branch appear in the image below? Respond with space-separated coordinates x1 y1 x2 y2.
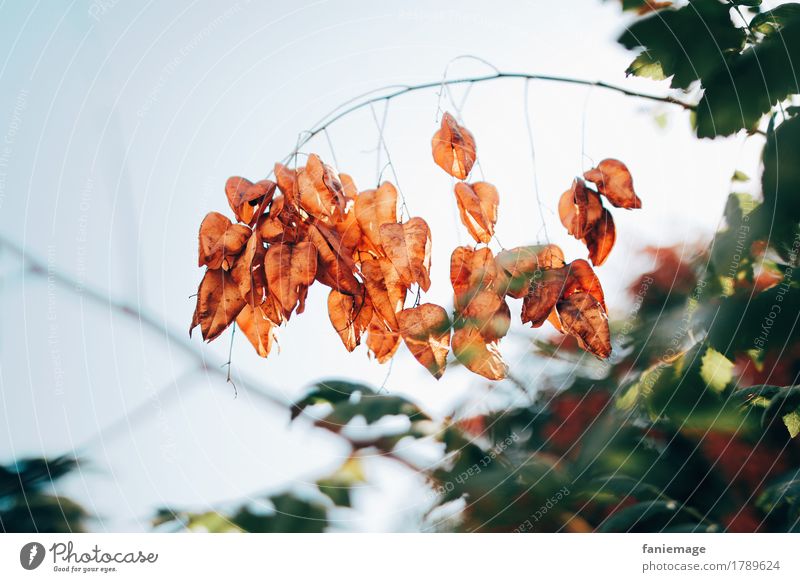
287 71 696 160
0 235 289 412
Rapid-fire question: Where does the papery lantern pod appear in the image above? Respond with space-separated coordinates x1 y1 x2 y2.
555 292 612 359
453 181 499 244
334 173 364 256
495 244 566 299
340 173 358 204
584 208 616 266
361 256 407 331
562 259 606 311
297 154 347 221
197 212 252 270
190 268 247 341
354 181 398 254
455 289 511 343
327 288 373 352
558 178 604 239
236 304 278 358
379 217 432 291
230 232 268 307
583 159 642 209
397 303 452 379
274 163 301 207
264 242 318 320
366 317 401 364
257 194 309 244
452 326 508 381
225 177 276 223
521 267 568 328
450 246 501 304
431 112 477 179
307 223 362 296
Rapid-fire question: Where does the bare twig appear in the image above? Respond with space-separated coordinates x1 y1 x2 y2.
0 235 287 411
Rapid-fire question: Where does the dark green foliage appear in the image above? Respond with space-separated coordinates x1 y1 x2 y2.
0 456 89 533
619 0 744 90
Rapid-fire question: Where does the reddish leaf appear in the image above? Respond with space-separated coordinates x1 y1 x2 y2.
583 159 642 209
379 217 432 291
453 181 499 244
236 305 278 357
225 177 276 223
584 208 616 266
297 154 346 221
354 181 398 254
328 289 373 352
558 178 603 238
397 303 452 379
366 317 401 363
361 257 407 330
307 223 362 296
264 242 318 319
190 268 247 341
431 112 476 179
521 267 567 328
198 212 251 270
452 326 507 381
556 292 612 359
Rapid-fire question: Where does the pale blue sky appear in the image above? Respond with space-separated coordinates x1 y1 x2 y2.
0 0 775 531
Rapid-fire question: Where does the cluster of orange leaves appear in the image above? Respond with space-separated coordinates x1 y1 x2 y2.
190 112 641 380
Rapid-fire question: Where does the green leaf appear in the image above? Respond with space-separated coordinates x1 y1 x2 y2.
696 17 800 137
700 346 734 393
598 500 692 532
761 387 800 435
626 51 666 80
291 380 376 420
750 3 800 34
619 0 745 90
731 170 750 182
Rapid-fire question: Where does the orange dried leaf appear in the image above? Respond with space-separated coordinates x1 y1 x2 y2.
495 244 565 298
327 289 373 352
361 257 406 330
558 178 604 239
307 223 362 295
563 259 606 311
274 163 300 207
354 181 398 253
431 112 476 179
452 326 507 381
236 304 278 357
264 242 318 319
397 303 452 379
453 181 499 244
450 246 500 301
297 154 346 221
225 177 276 223
583 159 642 209
556 292 611 359
198 211 251 270
379 217 432 291
230 233 267 307
521 268 567 328
190 268 246 341
584 209 616 266
457 290 511 342
366 318 401 363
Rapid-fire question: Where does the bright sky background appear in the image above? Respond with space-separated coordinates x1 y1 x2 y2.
0 0 779 531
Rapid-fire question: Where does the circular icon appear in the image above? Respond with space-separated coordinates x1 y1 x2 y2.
19 542 46 570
